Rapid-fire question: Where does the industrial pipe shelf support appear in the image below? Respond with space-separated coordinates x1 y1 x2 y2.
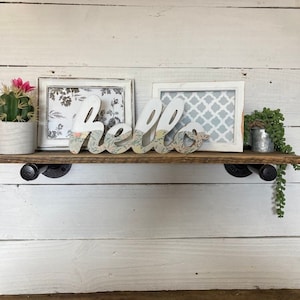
20 163 72 181
224 164 277 181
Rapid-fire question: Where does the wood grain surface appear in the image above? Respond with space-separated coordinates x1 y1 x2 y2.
1 150 300 164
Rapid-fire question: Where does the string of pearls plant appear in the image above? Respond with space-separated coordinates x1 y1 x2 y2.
244 107 300 217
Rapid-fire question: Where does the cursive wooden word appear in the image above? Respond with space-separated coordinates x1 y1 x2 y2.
69 95 209 154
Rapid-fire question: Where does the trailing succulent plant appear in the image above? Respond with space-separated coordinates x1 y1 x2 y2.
244 107 300 217
0 78 36 122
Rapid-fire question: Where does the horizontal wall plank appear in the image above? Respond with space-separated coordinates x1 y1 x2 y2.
1 184 300 239
1 162 300 185
0 163 291 185
1 238 300 294
0 163 263 185
0 67 299 126
0 5 299 68
3 0 300 7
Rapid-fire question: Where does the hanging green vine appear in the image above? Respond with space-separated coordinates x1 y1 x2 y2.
244 107 300 217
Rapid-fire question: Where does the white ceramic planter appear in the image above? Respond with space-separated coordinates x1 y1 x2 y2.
0 122 37 154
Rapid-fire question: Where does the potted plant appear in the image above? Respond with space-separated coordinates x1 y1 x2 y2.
0 78 37 154
244 107 300 217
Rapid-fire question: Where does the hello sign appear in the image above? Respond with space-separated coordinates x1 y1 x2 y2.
69 95 209 154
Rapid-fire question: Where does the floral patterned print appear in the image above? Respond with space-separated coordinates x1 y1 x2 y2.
87 130 106 154
131 130 154 154
104 131 132 154
173 131 209 153
153 130 174 154
69 131 90 154
47 86 125 140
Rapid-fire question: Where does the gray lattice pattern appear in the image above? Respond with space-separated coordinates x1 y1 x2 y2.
161 90 236 143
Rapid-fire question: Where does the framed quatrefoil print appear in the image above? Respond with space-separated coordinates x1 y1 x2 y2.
152 81 244 152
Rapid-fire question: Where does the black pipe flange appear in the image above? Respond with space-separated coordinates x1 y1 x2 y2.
224 164 277 181
224 164 252 178
20 164 72 181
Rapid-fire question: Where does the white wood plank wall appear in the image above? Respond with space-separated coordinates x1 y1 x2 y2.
0 0 300 295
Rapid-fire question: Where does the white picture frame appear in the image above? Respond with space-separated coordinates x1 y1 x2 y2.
152 81 244 152
38 77 134 150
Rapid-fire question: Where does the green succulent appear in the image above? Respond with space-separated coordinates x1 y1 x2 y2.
244 107 300 217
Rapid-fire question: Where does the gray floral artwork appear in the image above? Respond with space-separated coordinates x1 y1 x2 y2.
47 86 125 140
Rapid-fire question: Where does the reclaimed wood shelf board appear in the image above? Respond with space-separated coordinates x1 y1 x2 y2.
0 150 300 164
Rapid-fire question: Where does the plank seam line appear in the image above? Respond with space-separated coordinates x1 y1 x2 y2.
1 182 282 187
0 2 126 7
1 3 300 9
1 65 300 71
1 236 300 242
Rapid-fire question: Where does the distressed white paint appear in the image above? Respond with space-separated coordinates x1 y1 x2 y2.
71 95 104 133
0 5 300 68
132 98 163 153
1 238 300 294
0 0 300 295
1 184 300 240
1 68 300 125
69 95 105 154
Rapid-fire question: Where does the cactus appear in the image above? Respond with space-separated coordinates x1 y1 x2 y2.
0 78 35 122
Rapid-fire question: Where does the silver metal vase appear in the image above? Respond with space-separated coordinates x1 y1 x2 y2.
251 127 274 153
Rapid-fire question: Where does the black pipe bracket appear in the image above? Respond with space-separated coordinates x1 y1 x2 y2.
224 164 277 181
20 164 72 181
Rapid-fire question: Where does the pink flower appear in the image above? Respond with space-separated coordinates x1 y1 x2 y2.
22 81 35 92
12 78 35 93
12 78 23 89
73 132 82 138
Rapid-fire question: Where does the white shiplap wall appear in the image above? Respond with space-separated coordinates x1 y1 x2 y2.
0 0 300 295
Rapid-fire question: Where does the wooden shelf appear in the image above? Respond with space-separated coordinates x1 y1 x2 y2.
0 150 300 164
